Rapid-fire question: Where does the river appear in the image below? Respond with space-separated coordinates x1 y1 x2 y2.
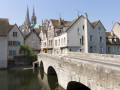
0 68 64 90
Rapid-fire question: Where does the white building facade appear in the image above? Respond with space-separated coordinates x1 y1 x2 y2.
25 29 41 54
0 19 9 68
8 24 24 59
47 14 106 55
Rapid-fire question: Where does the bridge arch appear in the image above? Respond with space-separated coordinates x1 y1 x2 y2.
67 81 91 90
47 66 58 90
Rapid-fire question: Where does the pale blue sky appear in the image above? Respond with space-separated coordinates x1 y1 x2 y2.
0 0 120 31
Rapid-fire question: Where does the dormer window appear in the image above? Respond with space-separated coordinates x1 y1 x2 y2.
112 38 114 43
116 38 119 43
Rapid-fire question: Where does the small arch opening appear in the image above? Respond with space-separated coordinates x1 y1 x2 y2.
40 61 44 79
47 66 58 90
67 81 91 90
35 63 38 68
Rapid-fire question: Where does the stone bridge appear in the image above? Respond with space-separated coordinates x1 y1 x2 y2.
37 53 120 90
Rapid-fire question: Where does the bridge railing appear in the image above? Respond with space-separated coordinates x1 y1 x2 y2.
67 52 120 63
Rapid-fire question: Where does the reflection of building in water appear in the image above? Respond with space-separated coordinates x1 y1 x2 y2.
7 70 42 90
0 70 8 90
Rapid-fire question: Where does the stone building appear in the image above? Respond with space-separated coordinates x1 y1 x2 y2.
106 32 120 54
8 24 24 59
106 22 120 55
46 13 106 55
24 29 41 54
19 7 49 37
39 30 48 53
0 18 9 68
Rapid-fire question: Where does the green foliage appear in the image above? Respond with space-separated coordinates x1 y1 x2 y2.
20 45 35 60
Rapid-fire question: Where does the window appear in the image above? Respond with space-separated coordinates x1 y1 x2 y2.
83 25 85 29
108 47 110 53
64 38 65 45
13 41 16 45
55 40 57 46
9 50 16 56
90 36 93 42
90 46 93 53
112 38 114 43
100 47 103 53
100 37 102 43
9 50 12 56
80 49 82 52
98 27 101 32
59 39 60 45
80 39 82 44
78 28 80 34
15 41 20 46
13 32 17 37
113 47 115 54
116 38 119 43
82 36 84 45
13 50 16 55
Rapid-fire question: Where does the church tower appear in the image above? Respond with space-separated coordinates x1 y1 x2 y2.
31 6 37 24
24 6 30 29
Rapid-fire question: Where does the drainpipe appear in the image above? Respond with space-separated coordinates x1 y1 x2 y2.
84 13 88 53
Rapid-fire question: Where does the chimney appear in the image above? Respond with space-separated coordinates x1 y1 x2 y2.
85 13 88 19
59 18 62 25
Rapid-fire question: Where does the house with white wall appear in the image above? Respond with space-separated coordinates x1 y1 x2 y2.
0 18 9 68
105 22 120 55
8 24 24 59
106 32 120 55
50 14 106 55
25 29 41 54
39 30 48 53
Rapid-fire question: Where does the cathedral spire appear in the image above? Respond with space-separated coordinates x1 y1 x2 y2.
32 6 35 16
31 6 37 24
24 6 30 28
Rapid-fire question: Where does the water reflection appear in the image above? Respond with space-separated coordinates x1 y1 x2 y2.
0 69 64 90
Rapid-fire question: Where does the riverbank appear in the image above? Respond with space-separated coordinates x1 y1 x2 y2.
8 66 33 70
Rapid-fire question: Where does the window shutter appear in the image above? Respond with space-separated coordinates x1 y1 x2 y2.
9 50 12 56
13 50 16 55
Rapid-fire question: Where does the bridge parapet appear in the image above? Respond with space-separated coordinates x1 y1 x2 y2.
67 52 120 63
38 53 120 90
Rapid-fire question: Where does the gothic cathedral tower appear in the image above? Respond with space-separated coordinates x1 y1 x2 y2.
24 6 30 29
31 7 37 24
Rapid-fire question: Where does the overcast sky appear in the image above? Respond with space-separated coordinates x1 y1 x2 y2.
0 0 120 31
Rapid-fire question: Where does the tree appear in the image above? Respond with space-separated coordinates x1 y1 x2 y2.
20 45 35 61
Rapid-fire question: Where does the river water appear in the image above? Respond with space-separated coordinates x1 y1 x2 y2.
0 69 64 90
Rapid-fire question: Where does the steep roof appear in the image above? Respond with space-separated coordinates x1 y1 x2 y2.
9 25 14 31
66 15 85 32
106 32 120 45
0 18 9 36
91 20 100 27
50 19 71 29
24 29 41 41
106 32 117 38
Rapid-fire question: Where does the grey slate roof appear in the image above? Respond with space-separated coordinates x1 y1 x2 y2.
0 18 9 36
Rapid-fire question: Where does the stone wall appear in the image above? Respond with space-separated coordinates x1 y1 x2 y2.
38 53 120 90
67 52 120 63
8 55 37 68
